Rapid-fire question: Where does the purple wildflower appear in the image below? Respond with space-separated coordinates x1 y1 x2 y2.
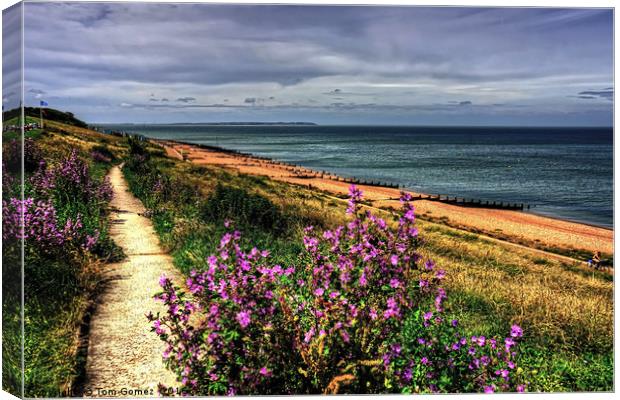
236 310 251 328
346 185 363 215
390 254 399 266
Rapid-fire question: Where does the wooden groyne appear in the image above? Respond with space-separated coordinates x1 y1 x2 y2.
407 194 528 211
141 137 530 212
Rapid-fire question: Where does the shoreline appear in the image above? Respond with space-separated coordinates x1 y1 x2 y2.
152 137 614 256
517 209 613 232
151 138 611 229
154 138 612 228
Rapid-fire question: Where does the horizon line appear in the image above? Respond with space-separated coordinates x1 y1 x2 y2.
91 122 614 129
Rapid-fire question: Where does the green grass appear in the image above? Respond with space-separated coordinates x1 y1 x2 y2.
2 300 22 397
4 115 40 126
3 116 45 140
23 266 87 397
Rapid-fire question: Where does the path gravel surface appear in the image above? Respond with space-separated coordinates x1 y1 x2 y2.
83 166 181 397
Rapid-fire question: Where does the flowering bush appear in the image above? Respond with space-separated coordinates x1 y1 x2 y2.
3 143 109 258
91 150 112 163
2 197 98 255
285 187 430 393
90 144 115 164
28 148 115 256
389 312 526 393
148 224 299 395
31 149 112 206
149 186 526 395
2 135 120 270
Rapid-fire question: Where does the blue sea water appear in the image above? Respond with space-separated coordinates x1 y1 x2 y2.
100 124 613 228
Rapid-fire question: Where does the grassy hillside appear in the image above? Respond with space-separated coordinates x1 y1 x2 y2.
2 121 127 397
122 139 612 393
2 107 90 142
3 107 88 128
2 120 612 395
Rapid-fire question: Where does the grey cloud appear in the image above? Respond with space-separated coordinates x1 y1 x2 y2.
447 100 473 106
250 96 278 104
324 89 342 95
575 95 597 99
24 3 611 90
323 88 376 96
117 100 483 112
16 3 613 125
577 89 613 101
121 102 242 109
3 3 23 109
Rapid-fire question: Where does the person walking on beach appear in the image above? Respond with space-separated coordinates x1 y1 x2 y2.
592 251 601 270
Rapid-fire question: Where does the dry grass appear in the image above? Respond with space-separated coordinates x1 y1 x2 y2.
41 121 127 160
45 121 121 144
418 225 612 352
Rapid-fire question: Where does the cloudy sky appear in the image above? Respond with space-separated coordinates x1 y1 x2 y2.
2 2 614 125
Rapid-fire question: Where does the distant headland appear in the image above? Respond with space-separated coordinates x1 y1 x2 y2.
111 122 319 126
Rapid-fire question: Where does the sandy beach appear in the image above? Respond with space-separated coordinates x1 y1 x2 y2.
156 139 613 256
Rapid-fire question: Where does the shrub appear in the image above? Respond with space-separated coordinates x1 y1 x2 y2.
123 157 199 215
27 147 117 259
286 186 426 393
201 184 285 234
149 186 527 395
91 144 115 161
2 197 96 255
31 149 112 207
3 138 44 173
2 161 18 200
128 136 149 158
391 314 526 393
149 226 299 395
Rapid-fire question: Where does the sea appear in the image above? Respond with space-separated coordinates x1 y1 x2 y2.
99 124 614 228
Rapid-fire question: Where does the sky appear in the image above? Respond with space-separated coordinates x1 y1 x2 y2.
2 2 614 125
2 2 21 113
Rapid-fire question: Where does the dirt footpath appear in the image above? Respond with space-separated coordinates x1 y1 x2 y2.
83 166 182 397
